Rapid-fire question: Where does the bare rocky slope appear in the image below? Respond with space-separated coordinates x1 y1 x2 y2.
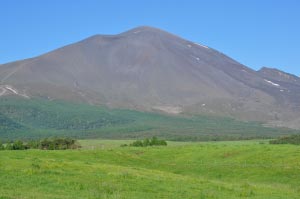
1 26 299 128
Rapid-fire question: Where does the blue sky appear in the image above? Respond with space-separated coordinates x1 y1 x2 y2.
1 0 299 75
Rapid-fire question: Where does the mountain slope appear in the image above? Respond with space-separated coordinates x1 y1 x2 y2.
0 97 298 141
0 26 299 128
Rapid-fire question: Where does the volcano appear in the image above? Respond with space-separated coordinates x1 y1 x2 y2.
1 26 300 128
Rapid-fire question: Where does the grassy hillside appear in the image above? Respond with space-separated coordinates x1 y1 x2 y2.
0 97 299 141
0 140 299 198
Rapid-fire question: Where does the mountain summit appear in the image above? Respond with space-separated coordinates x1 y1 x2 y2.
1 26 300 128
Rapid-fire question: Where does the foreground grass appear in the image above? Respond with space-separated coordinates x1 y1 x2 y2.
0 140 300 198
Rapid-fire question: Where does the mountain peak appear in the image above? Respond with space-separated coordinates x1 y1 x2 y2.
124 26 165 33
119 26 179 39
82 26 176 43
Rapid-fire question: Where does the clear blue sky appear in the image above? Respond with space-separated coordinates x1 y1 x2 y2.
1 0 299 75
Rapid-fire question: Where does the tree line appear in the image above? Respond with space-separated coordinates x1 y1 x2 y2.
0 138 81 150
269 134 300 145
121 137 167 147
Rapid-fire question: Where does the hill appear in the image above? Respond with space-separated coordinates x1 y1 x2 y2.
0 26 300 129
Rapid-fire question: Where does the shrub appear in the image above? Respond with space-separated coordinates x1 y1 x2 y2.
12 140 27 150
27 140 40 149
39 138 80 150
5 142 13 150
150 136 167 146
131 140 143 147
0 140 4 150
1 138 81 150
129 137 167 147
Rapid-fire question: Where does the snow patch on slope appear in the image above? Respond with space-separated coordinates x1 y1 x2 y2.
0 85 30 98
5 85 18 94
264 79 280 87
152 106 182 114
194 43 209 49
190 55 200 61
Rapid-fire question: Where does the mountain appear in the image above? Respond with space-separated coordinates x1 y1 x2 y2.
0 26 300 129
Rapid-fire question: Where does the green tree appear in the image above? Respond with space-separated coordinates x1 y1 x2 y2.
12 140 25 150
143 138 150 146
5 142 13 150
0 140 4 150
129 137 167 147
27 140 40 149
130 140 143 147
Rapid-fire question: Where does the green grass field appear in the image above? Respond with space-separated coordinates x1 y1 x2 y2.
1 140 299 199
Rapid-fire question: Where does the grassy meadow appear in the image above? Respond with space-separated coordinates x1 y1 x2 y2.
1 97 300 198
0 139 299 199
